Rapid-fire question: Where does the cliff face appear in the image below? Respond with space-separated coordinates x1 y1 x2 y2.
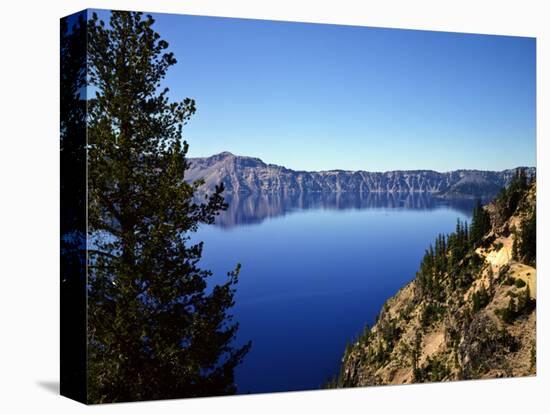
187 152 533 198
332 178 536 387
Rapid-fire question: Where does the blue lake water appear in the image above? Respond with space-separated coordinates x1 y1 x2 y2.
194 192 473 394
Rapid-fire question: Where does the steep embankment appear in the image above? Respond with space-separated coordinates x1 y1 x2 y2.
187 152 533 198
332 176 536 387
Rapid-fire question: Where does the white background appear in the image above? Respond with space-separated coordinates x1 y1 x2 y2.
0 0 547 412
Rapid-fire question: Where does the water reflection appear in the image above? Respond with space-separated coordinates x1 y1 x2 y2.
216 192 485 228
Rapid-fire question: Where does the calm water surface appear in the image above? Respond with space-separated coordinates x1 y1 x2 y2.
194 192 473 394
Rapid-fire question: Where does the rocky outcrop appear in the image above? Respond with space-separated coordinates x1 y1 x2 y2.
187 152 534 198
330 179 536 388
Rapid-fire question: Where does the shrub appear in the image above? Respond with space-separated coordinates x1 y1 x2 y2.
399 303 415 323
498 264 511 282
495 297 516 324
517 284 535 314
503 276 516 286
514 278 526 288
419 355 451 382
421 302 445 327
472 286 491 313
379 318 402 349
496 285 535 324
458 314 518 379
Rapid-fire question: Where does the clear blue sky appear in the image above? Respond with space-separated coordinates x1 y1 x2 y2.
95 10 536 172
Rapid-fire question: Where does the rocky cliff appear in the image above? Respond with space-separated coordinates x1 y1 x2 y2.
330 174 536 387
187 152 533 198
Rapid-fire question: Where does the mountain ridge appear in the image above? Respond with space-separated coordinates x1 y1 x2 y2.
186 152 535 198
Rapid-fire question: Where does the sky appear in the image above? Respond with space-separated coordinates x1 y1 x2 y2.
94 10 536 172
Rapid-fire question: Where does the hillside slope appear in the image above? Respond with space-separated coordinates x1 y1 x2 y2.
331 174 536 387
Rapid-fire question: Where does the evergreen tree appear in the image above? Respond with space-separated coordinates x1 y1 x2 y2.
86 11 250 403
505 297 517 323
511 227 519 261
495 168 528 224
471 284 490 313
518 207 536 267
60 12 88 401
517 284 534 314
470 199 491 247
412 331 422 381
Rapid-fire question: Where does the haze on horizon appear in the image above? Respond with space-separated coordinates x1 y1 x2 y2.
98 11 536 172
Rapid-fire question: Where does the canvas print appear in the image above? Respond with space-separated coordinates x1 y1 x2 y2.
60 9 536 404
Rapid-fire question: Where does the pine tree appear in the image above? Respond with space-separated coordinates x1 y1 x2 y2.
506 297 517 323
517 284 534 315
518 207 536 267
60 12 88 401
511 228 519 261
86 11 250 403
470 199 491 247
412 331 422 381
496 168 528 224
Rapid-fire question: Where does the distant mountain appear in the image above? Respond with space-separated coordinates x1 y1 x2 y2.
186 152 534 199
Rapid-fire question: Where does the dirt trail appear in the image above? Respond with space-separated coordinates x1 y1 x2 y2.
478 235 536 299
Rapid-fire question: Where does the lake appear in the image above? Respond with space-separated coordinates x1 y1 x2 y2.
194 192 474 394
